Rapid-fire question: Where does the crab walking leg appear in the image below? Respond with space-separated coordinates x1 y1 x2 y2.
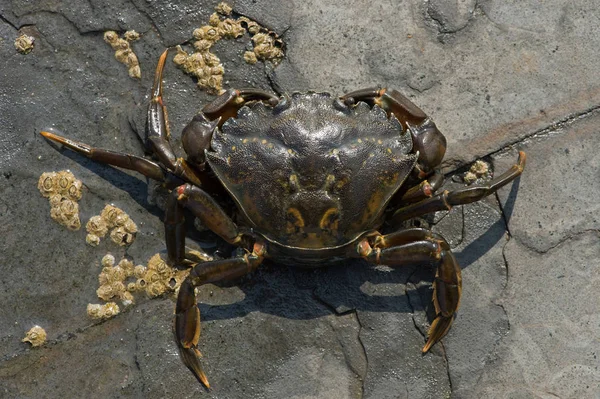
202 88 279 123
166 184 242 265
392 151 527 223
357 228 461 352
176 247 264 388
397 171 445 204
341 87 427 127
39 130 167 181
146 50 204 186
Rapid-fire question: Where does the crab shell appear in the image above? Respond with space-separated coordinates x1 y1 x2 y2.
206 92 418 264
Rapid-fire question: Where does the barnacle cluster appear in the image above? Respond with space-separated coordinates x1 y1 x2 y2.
90 253 191 320
173 2 284 94
15 34 35 54
22 325 47 347
87 302 120 320
38 171 83 230
104 30 142 79
464 160 491 184
248 31 284 62
86 204 138 246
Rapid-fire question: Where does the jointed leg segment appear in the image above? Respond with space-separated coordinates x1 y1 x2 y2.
175 243 265 388
39 130 167 181
392 151 526 223
146 50 204 186
165 183 242 266
357 228 462 352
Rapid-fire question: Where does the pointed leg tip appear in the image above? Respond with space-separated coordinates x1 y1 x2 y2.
518 150 527 167
39 130 67 145
152 49 170 96
421 337 435 354
160 48 169 59
40 130 58 140
178 345 211 389
198 372 210 389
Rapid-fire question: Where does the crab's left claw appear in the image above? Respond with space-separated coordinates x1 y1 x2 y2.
175 279 210 388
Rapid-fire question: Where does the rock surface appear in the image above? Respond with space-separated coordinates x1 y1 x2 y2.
0 1 598 398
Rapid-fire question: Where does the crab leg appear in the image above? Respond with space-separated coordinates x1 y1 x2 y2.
166 183 242 265
392 151 526 223
341 87 427 127
39 130 166 181
340 87 447 176
146 50 204 186
356 228 461 352
202 88 279 123
396 171 445 204
176 243 265 388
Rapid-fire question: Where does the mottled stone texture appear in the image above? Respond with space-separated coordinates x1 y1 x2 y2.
0 1 598 398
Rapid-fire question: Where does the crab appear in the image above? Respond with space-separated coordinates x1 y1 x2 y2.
41 50 526 388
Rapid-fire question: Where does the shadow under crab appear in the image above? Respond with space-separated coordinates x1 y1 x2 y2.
41 49 526 388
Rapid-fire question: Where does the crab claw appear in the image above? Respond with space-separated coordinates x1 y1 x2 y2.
175 279 210 388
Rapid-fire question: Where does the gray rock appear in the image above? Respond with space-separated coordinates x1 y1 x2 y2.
427 0 477 34
1 1 599 398
470 234 600 398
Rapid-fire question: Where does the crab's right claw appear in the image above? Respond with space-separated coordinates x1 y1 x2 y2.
175 280 210 388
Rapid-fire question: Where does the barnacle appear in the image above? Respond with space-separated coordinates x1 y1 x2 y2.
209 13 221 27
133 264 146 279
87 215 108 238
215 2 233 16
218 18 246 39
174 2 285 94
87 303 120 320
123 30 140 42
86 234 101 246
101 254 116 268
193 39 213 52
86 204 137 246
38 171 83 230
101 204 125 227
464 160 491 184
15 34 35 54
193 25 221 42
110 226 135 246
104 30 142 79
243 51 258 64
22 326 47 347
237 17 261 35
118 258 135 276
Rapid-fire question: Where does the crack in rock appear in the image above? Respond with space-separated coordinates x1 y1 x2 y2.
489 105 600 160
352 310 368 399
514 228 600 255
0 13 19 30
